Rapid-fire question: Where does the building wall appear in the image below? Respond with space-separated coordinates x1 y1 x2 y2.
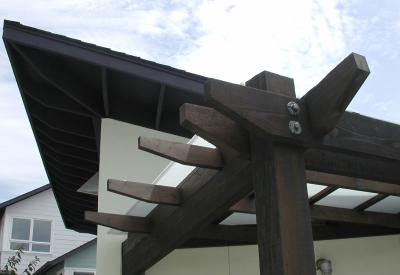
65 243 96 269
42 262 64 275
0 189 95 274
97 119 189 275
146 235 400 275
0 214 4 265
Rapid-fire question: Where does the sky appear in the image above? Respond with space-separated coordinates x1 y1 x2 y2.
0 0 400 203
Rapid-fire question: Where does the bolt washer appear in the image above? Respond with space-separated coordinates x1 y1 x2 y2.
289 121 302 135
287 101 300 116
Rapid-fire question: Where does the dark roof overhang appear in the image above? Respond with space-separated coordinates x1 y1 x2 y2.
3 20 208 234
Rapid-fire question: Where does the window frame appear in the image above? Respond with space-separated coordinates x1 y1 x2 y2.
62 268 96 275
8 215 53 254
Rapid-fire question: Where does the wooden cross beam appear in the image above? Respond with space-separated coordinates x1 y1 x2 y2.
180 103 400 184
116 53 400 275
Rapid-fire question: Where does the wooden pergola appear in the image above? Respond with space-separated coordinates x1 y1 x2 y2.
85 53 400 275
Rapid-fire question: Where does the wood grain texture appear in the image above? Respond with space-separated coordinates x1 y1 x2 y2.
310 205 400 228
353 194 389 211
311 223 400 241
245 70 296 97
108 179 181 205
308 187 338 205
306 170 400 196
183 223 400 247
192 224 257 243
122 158 253 275
180 103 250 159
138 136 223 169
229 196 400 228
122 167 219 258
302 53 370 136
180 103 400 183
205 78 400 162
251 136 315 275
229 196 256 213
84 211 150 233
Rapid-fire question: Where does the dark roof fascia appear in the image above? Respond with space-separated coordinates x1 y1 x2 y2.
0 184 51 218
33 238 97 275
3 20 207 94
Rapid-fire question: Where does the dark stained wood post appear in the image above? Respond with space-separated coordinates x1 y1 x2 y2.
247 72 315 274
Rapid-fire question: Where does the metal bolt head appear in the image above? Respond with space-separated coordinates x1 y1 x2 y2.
289 121 302 135
287 101 300 116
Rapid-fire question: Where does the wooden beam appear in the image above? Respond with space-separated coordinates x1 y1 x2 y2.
180 104 400 184
192 224 257 243
308 187 338 205
245 71 296 97
230 197 400 228
304 149 400 185
12 43 104 117
204 78 400 162
302 53 369 136
33 117 97 152
84 211 150 233
41 144 98 172
27 100 96 140
35 131 98 163
312 223 400 241
101 67 110 117
155 84 166 130
310 205 400 228
251 136 315 275
306 171 400 196
354 194 389 211
138 136 223 169
184 223 400 247
23 82 94 117
229 196 256 213
43 155 94 179
180 104 250 159
122 158 253 275
108 179 181 205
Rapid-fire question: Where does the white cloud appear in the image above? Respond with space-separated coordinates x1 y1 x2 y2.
1 0 400 202
374 100 393 111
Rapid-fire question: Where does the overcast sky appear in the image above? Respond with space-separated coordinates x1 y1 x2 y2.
1 0 399 203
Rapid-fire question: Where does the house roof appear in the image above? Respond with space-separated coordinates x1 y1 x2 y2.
2 20 208 234
0 184 51 219
4 21 400 250
33 238 97 275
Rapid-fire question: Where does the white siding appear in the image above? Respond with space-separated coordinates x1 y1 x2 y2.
0 215 4 268
0 189 95 274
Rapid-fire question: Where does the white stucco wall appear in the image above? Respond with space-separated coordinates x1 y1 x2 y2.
146 235 400 275
97 119 189 274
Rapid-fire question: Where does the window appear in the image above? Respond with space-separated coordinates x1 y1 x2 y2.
10 217 52 253
68 269 96 275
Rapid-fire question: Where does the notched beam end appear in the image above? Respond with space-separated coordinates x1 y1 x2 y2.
138 136 224 169
303 52 370 137
84 211 150 233
108 179 181 205
180 103 251 160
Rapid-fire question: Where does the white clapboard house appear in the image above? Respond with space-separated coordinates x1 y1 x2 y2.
0 185 95 274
